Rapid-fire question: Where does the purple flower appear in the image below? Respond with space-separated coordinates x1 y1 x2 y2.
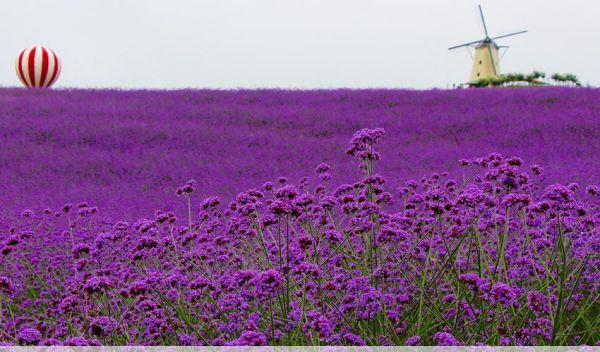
342 333 366 346
530 164 543 175
405 335 422 346
20 209 34 218
178 333 200 346
39 338 62 346
176 179 197 197
433 332 461 346
62 203 73 213
458 159 470 166
502 193 532 207
18 328 42 345
490 283 516 306
357 288 383 320
252 269 283 299
0 276 14 294
304 311 334 339
63 337 101 346
314 162 331 174
230 331 267 346
345 128 385 168
586 185 600 196
345 128 385 156
543 184 576 204
521 318 553 343
378 225 408 243
459 273 490 293
201 196 221 210
83 276 112 294
135 236 159 251
527 291 549 315
72 243 90 259
90 316 120 337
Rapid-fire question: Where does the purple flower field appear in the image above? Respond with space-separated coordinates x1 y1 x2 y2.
1 87 599 221
0 88 599 346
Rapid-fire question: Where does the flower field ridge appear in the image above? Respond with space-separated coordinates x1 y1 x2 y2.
1 126 599 346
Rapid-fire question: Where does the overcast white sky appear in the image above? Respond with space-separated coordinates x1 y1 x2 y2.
2 0 598 89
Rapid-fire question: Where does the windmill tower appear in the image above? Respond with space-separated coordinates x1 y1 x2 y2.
449 5 527 84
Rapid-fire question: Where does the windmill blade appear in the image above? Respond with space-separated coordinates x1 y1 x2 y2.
448 39 485 50
479 5 489 37
500 46 510 61
492 30 528 41
487 44 498 76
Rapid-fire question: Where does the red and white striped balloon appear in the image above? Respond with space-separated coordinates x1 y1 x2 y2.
15 45 61 88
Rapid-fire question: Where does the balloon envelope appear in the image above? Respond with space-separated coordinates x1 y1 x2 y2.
16 45 61 88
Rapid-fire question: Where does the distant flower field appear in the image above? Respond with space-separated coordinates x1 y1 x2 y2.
0 87 598 221
0 88 598 346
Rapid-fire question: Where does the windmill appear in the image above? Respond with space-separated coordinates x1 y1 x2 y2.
449 5 527 84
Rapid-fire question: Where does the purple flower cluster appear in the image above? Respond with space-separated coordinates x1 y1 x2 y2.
17 328 41 345
0 127 598 346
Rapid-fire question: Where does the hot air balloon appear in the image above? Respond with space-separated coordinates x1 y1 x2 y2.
15 45 61 88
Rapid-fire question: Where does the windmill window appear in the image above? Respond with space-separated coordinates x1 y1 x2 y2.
479 60 482 64
477 73 480 77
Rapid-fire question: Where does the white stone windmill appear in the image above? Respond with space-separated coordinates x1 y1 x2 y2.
449 5 527 84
